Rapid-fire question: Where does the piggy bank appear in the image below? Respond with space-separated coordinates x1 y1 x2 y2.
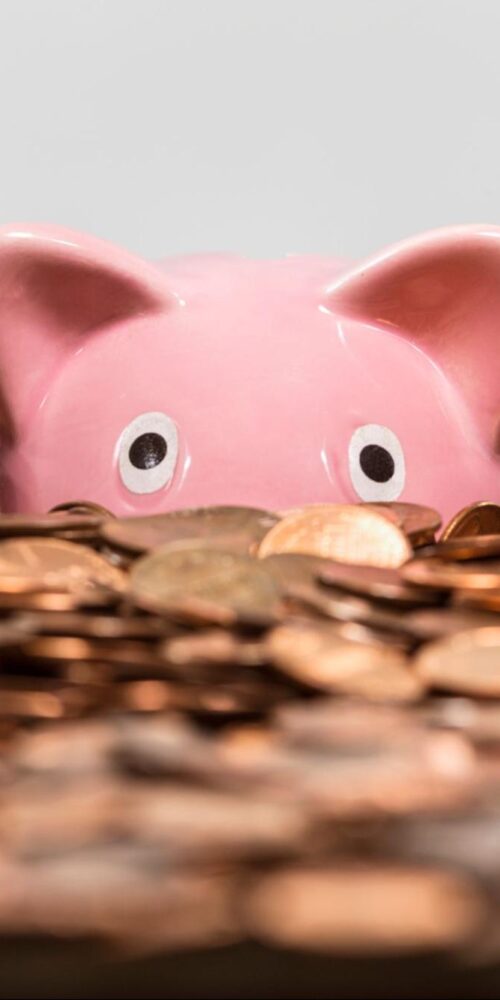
0 222 498 522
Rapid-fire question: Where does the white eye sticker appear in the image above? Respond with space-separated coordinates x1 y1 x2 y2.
348 424 405 502
118 412 179 494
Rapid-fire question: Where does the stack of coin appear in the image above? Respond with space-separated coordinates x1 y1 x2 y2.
1 499 500 962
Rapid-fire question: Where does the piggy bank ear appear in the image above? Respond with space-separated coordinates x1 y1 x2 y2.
326 224 500 447
0 224 173 436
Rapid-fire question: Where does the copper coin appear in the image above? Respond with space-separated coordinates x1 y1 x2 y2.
101 505 278 555
274 698 414 749
405 607 500 641
161 630 264 668
402 556 500 591
49 500 115 519
433 534 500 561
425 698 500 747
14 611 172 642
118 680 175 713
0 678 104 720
283 583 414 649
318 561 443 606
0 538 127 594
129 544 282 625
0 588 119 612
112 714 214 777
415 626 500 696
366 502 442 546
442 501 500 540
0 512 102 537
266 621 422 701
245 865 484 953
21 635 167 671
0 620 39 645
170 676 292 717
0 688 63 721
453 589 500 612
258 505 412 568
261 553 331 592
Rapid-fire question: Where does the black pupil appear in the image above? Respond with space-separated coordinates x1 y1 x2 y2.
359 444 395 483
129 433 167 470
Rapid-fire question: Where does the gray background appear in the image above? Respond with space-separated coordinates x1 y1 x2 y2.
0 0 498 263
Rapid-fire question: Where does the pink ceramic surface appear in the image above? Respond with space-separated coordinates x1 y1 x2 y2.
0 222 498 521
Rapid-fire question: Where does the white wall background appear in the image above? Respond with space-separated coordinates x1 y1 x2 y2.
0 0 498 262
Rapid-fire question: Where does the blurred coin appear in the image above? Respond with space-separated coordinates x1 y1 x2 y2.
49 500 115 519
274 698 415 749
402 556 500 591
433 534 500 561
453 589 500 612
0 678 104 721
405 607 500 641
0 538 126 594
118 680 175 713
366 502 442 546
130 545 282 626
10 719 115 778
128 784 309 862
0 512 102 537
13 611 172 642
318 561 442 606
0 588 119 612
112 714 215 778
266 621 422 702
258 505 411 567
284 584 413 650
261 552 330 592
244 865 484 953
425 698 500 747
21 636 167 672
415 627 500 696
101 505 278 555
170 676 293 717
0 849 238 952
442 502 500 540
161 630 264 667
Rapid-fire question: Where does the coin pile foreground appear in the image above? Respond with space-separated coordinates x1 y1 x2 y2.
3 500 500 962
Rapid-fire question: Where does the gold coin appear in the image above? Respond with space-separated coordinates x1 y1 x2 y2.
258 505 412 568
101 505 278 555
0 538 126 594
415 626 500 696
442 501 500 540
129 544 282 625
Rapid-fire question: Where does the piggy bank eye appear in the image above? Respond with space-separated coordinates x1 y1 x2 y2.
118 412 178 494
348 424 405 501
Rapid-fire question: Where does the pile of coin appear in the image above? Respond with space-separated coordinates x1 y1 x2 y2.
2 498 500 958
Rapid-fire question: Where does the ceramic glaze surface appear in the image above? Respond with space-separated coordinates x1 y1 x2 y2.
0 223 498 520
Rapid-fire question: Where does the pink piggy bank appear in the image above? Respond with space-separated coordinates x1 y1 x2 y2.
0 222 498 522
